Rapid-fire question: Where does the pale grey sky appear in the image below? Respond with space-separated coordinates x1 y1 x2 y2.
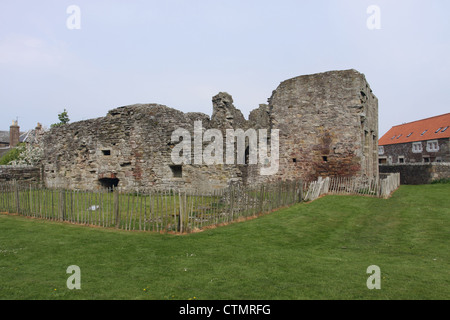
1 0 449 137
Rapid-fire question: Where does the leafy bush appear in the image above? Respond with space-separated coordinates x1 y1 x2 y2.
431 178 450 184
0 142 43 166
0 143 24 165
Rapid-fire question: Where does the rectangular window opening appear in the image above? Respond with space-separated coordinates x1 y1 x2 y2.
102 150 111 156
412 142 423 153
170 165 182 178
322 156 328 162
426 140 439 152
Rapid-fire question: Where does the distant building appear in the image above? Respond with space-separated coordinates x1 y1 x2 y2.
0 131 10 149
0 121 44 159
378 113 450 164
0 121 21 158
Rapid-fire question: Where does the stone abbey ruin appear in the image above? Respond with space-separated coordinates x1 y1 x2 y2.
41 69 378 193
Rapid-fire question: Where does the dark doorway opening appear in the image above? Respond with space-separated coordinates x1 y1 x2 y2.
99 178 119 190
245 146 250 165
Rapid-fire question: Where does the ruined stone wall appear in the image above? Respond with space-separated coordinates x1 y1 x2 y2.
42 69 378 192
254 69 378 183
379 163 450 184
42 99 246 193
0 165 41 183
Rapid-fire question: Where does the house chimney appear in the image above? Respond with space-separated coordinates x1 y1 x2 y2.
9 120 20 147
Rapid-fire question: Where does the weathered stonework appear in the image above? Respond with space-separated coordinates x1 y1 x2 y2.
41 69 378 192
0 165 41 183
42 103 245 192
379 163 450 184
248 69 379 184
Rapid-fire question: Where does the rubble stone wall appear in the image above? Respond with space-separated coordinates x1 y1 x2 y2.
379 163 450 184
41 69 378 192
250 69 379 184
0 165 41 183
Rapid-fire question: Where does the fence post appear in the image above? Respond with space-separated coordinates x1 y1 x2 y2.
230 185 235 221
114 189 120 229
29 184 33 216
14 181 20 214
259 185 264 214
183 191 188 233
59 190 66 221
300 180 304 202
179 190 183 234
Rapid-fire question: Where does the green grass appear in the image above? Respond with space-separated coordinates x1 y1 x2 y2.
0 184 449 300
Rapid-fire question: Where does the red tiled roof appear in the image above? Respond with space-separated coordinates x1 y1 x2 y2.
379 113 450 146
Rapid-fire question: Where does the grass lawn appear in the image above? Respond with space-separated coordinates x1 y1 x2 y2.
0 184 449 300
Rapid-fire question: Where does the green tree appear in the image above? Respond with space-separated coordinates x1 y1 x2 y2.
51 109 70 128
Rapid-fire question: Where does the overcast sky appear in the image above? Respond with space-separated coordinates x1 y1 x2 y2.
1 0 449 137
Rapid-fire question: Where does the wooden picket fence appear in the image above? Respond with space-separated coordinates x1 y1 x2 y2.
0 180 303 234
303 173 401 201
0 173 400 234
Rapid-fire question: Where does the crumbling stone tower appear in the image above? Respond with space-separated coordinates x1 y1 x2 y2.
262 69 378 182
